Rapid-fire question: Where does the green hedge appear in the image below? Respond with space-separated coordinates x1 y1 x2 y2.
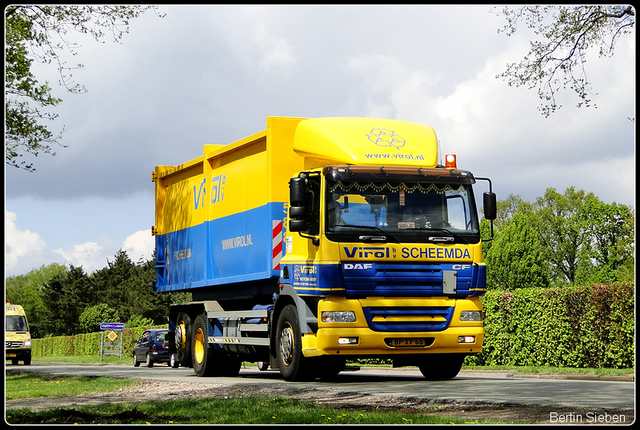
32 326 167 359
468 282 634 368
32 283 634 369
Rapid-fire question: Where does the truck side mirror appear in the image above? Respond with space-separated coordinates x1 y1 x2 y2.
289 177 307 232
290 177 306 206
483 192 497 220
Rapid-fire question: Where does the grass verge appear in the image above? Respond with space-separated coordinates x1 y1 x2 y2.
5 372 139 400
6 395 502 425
463 364 633 377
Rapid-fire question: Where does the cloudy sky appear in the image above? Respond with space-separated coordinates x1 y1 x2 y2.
5 5 635 277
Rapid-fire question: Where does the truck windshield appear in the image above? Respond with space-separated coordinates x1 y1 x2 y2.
6 315 28 332
325 179 480 244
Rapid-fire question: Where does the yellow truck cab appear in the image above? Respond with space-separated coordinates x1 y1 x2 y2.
6 303 32 365
153 117 496 381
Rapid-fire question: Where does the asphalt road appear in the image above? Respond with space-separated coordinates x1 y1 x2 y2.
8 362 635 413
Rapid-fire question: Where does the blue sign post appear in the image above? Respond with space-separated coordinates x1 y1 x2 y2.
100 322 125 330
99 323 125 361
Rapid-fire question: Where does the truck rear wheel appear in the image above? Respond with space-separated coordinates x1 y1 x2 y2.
175 312 192 367
275 304 309 381
191 314 241 377
170 353 180 368
192 314 215 377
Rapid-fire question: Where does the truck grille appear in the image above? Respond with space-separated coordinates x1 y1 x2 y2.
343 262 476 298
362 306 454 332
6 341 24 348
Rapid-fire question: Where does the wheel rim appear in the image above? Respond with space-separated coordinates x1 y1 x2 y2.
176 323 185 353
279 322 295 366
194 327 205 364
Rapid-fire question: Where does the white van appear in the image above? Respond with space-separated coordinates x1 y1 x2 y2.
6 303 32 365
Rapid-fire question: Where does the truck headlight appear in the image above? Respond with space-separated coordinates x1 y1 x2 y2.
321 311 356 323
460 311 483 322
23 340 31 347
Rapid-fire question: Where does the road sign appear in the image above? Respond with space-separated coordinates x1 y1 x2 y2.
100 322 125 330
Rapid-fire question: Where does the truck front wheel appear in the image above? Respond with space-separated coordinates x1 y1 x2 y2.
417 354 465 380
275 304 309 381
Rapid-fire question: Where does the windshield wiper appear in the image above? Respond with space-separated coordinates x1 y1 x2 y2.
333 225 400 243
419 228 468 244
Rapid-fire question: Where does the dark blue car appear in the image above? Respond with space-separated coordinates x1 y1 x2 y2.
133 329 171 367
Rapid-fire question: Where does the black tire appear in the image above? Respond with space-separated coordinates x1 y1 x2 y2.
220 355 241 377
191 314 215 377
24 353 31 365
275 304 309 381
175 312 192 367
145 353 154 368
315 357 345 380
191 314 242 377
170 353 180 368
133 353 140 367
418 354 465 380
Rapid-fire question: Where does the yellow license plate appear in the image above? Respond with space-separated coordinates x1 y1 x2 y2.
6 353 17 358
391 338 425 347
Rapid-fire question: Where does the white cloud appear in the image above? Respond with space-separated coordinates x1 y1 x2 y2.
52 242 105 271
340 39 634 207
5 210 47 270
123 229 155 263
5 210 155 277
254 23 297 76
344 54 411 118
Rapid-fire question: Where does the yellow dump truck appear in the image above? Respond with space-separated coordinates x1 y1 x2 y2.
152 117 496 380
6 303 32 365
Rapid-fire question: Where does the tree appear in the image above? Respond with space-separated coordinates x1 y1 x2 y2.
493 193 527 232
91 249 137 322
5 250 191 338
579 200 635 283
5 263 68 338
484 188 634 289
126 315 154 328
90 249 190 326
485 212 550 290
5 10 62 171
5 5 163 171
495 5 635 116
79 303 119 334
529 187 596 285
42 265 93 335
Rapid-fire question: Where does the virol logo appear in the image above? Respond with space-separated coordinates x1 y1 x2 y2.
343 246 391 259
366 128 406 150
